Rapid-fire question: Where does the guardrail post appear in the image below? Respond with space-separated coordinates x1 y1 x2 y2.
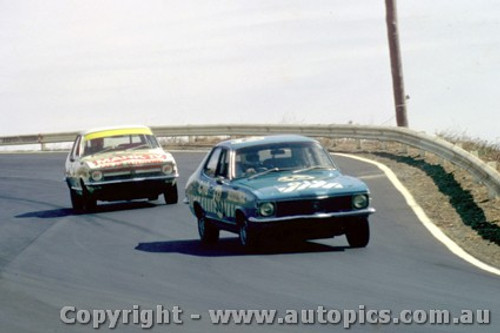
400 143 409 154
37 134 46 151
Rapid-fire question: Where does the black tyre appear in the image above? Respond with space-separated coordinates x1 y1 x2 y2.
238 218 257 249
346 218 370 248
197 213 220 244
70 189 83 211
81 190 97 213
164 183 178 204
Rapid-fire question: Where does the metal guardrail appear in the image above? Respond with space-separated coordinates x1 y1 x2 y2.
1 124 500 198
0 131 78 146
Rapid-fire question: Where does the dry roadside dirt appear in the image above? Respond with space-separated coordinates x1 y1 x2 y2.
333 144 500 270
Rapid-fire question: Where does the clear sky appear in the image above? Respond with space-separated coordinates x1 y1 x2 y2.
1 0 499 144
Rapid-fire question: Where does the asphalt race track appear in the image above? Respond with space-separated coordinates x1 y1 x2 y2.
0 152 498 332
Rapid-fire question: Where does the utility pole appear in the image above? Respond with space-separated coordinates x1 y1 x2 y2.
385 0 408 127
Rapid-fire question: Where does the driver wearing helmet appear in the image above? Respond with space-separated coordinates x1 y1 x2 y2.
237 152 262 177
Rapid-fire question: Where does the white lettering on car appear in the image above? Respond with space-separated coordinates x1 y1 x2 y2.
276 180 343 193
277 175 315 182
88 154 167 168
227 190 246 204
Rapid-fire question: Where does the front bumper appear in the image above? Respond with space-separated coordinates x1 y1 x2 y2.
83 175 177 201
85 174 178 186
246 208 375 240
248 207 375 223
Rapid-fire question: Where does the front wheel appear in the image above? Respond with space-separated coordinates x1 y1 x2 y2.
345 218 370 248
81 189 96 213
238 218 258 249
164 183 178 204
198 215 220 244
70 189 83 211
71 190 96 213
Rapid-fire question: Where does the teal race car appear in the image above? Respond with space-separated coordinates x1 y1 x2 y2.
184 135 375 248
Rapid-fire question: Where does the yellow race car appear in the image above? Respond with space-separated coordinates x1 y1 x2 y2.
65 125 178 212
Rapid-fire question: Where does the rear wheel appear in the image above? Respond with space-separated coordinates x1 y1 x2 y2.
345 217 370 248
164 183 178 204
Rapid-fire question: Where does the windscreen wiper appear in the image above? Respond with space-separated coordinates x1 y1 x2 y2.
292 165 334 174
126 144 149 151
248 167 291 180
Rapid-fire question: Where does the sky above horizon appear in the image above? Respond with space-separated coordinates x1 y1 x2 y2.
1 0 499 144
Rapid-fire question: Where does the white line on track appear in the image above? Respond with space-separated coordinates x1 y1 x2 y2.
335 153 500 277
357 174 386 180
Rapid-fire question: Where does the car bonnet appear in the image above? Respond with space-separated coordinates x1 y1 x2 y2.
233 169 369 200
82 149 173 170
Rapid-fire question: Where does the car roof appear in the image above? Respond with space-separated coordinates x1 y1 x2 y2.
79 125 151 136
217 134 319 150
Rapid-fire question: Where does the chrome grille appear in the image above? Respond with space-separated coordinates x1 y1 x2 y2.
102 167 163 181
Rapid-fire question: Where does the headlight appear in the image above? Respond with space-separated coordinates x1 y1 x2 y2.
259 202 275 217
91 170 103 182
162 163 174 174
352 194 369 209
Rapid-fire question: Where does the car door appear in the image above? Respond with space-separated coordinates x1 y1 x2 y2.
65 135 83 189
212 148 232 221
200 147 222 220
201 147 231 221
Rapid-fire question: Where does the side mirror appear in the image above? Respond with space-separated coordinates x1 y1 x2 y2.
215 176 228 185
